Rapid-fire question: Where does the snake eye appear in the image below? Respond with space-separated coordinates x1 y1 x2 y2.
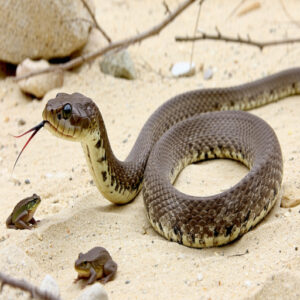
62 103 72 119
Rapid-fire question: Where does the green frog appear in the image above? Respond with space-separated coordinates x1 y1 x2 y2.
6 194 41 230
74 246 117 284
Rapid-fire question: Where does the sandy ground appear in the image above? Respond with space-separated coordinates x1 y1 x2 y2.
0 0 300 299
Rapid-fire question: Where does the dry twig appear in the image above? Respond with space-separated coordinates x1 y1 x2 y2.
163 1 171 15
175 28 300 50
189 0 204 65
227 0 248 19
80 0 112 43
228 249 249 257
16 0 197 81
0 272 60 300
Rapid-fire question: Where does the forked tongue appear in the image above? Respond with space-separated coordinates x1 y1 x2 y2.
13 120 46 171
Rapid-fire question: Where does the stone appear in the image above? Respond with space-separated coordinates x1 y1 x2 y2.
203 67 214 80
100 50 136 80
0 0 94 64
17 59 64 98
171 62 196 77
197 273 203 281
76 283 109 300
39 274 61 299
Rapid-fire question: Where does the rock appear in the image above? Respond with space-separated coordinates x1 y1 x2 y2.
39 274 61 299
17 59 64 98
0 0 93 64
171 62 195 77
100 50 136 80
18 118 26 126
244 280 252 287
76 283 108 300
203 67 214 80
281 184 300 208
197 273 203 281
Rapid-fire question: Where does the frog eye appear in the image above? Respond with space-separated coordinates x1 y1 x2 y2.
62 103 72 119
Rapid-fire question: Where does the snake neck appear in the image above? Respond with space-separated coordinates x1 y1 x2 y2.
81 114 145 204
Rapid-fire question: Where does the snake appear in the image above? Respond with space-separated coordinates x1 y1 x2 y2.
20 67 299 248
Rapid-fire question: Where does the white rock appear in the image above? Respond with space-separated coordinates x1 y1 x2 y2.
76 283 109 300
171 62 196 77
39 274 60 298
0 0 93 64
244 280 252 287
100 50 136 80
197 273 203 281
203 67 214 80
17 59 64 98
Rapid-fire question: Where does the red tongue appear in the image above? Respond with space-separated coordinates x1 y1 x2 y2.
13 121 46 171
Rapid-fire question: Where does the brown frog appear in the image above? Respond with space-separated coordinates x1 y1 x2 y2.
6 194 41 230
74 247 117 284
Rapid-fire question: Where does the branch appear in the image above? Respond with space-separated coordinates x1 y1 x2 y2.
80 0 112 43
16 0 197 81
227 0 248 19
175 30 300 50
0 272 60 300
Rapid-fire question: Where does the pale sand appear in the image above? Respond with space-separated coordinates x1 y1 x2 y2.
0 0 300 299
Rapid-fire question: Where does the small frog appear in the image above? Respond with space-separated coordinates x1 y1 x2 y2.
74 247 117 285
6 194 41 230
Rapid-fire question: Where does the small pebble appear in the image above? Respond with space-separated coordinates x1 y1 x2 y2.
24 179 30 184
171 61 196 77
76 283 108 300
18 118 26 126
197 273 203 281
125 280 130 284
203 67 214 80
244 280 252 287
39 274 60 299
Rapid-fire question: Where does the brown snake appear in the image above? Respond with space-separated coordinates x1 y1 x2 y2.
20 68 299 248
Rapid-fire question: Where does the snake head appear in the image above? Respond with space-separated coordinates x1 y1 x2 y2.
42 93 99 142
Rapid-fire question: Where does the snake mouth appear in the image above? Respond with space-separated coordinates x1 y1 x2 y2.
44 120 75 140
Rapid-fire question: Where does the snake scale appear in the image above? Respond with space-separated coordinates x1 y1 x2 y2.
41 68 300 248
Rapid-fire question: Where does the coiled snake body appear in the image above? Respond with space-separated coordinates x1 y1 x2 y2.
42 68 300 248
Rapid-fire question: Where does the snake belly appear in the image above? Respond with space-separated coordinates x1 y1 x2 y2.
42 68 300 248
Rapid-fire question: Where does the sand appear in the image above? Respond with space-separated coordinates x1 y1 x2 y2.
0 0 299 299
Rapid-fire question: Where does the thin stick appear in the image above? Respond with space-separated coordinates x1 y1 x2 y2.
80 0 112 43
175 30 300 50
189 0 204 66
227 0 248 19
16 0 197 82
228 249 249 257
0 272 61 300
163 1 171 15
